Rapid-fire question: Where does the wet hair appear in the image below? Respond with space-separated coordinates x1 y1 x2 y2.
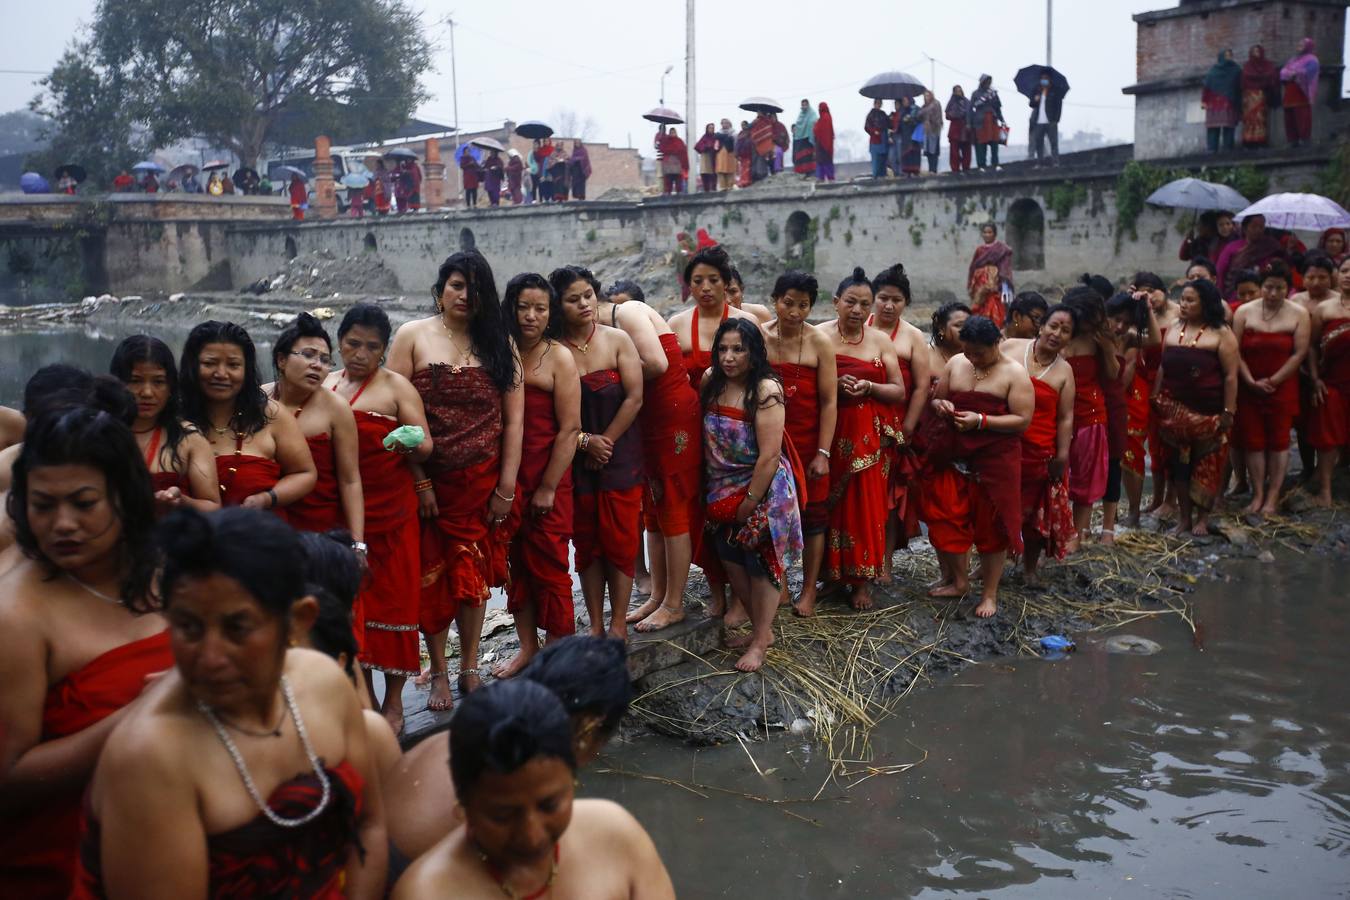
546 266 602 341
981 222 998 236
521 636 632 740
179 321 269 437
700 318 782 427
682 244 733 285
958 315 1002 348
158 507 305 619
1078 273 1115 302
432 251 517 392
1062 285 1107 331
1106 291 1149 333
8 403 157 612
771 270 819 305
449 679 577 801
727 266 744 289
298 530 362 675
1043 303 1079 336
1259 259 1292 287
930 301 972 344
109 335 190 474
337 303 392 348
1130 271 1166 293
1233 268 1261 289
21 364 94 418
273 312 332 378
1009 291 1048 321
1301 252 1336 276
834 266 873 299
604 279 645 304
503 272 560 345
1184 278 1228 328
1187 256 1218 278
872 263 912 303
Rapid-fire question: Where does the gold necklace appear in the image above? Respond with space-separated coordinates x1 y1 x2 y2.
1260 300 1283 322
441 318 474 373
775 325 805 366
1025 339 1055 380
972 361 997 382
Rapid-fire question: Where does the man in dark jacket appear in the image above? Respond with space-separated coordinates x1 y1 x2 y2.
1028 70 1064 165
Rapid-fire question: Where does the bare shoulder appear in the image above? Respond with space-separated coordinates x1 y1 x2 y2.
287 647 355 700
0 406 23 447
362 709 402 776
391 833 456 899
666 307 693 327
756 377 785 403
569 798 650 842
1001 337 1031 359
726 305 756 321
743 303 774 324
806 325 833 352
98 676 193 784
0 563 46 636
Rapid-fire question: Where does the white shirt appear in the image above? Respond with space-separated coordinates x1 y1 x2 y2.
1037 94 1051 126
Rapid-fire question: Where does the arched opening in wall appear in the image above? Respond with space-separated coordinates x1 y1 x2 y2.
459 227 476 252
1007 199 1045 271
363 232 378 252
284 236 298 260
784 210 813 266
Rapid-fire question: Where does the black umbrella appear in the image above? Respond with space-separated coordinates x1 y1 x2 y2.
383 147 419 160
1014 65 1070 100
738 96 784 114
643 105 684 125
859 71 926 100
233 166 259 184
54 164 87 183
515 120 554 139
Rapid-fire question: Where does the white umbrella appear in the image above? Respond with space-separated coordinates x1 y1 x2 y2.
1145 177 1250 212
469 136 505 153
1234 192 1350 231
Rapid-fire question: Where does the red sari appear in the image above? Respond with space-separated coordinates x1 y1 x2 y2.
216 433 282 511
1139 342 1166 476
1022 377 1074 559
825 355 889 583
507 386 576 637
917 391 1024 555
573 369 644 576
640 333 704 539
285 433 341 532
0 631 172 899
1310 317 1350 449
967 241 1012 328
884 356 920 545
681 305 729 391
1066 354 1108 504
413 365 502 635
348 402 420 675
1236 331 1299 451
775 361 828 532
73 760 364 900
1154 346 1229 510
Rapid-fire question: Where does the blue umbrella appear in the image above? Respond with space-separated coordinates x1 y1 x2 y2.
132 160 165 173
454 144 482 165
19 172 50 194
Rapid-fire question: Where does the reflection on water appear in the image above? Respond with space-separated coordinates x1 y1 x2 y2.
588 558 1350 898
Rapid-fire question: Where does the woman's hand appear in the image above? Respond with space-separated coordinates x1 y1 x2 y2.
1218 410 1234 433
586 434 614 465
840 375 871 399
736 495 755 523
153 486 184 513
241 491 272 511
487 488 513 525
931 398 956 419
1049 457 1067 483
531 485 556 518
1312 379 1328 406
808 451 830 480
953 410 982 432
417 487 438 519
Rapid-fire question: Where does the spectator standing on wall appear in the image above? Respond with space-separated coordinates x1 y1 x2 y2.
695 124 720 192
483 148 505 207
715 118 737 190
749 112 775 183
970 75 1005 170
1029 70 1064 165
207 171 223 195
569 141 592 200
792 99 817 176
535 139 555 202
946 85 973 173
919 89 943 174
1201 50 1242 153
112 169 135 191
735 120 753 187
656 126 687 195
142 171 159 193
1240 44 1280 148
460 150 481 208
287 172 306 219
550 146 571 201
1279 37 1319 147
865 97 890 178
221 171 235 195
814 102 835 182
507 148 525 204
771 112 789 174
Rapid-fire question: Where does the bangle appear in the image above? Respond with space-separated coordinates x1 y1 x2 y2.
578 432 591 451
493 487 516 503
266 488 278 508
351 541 368 554
745 489 758 502
978 413 986 431
414 478 433 492
816 447 831 458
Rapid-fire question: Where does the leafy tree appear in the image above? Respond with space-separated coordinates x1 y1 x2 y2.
87 0 433 166
0 109 52 156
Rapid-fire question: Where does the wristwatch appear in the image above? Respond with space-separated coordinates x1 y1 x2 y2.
351 541 368 554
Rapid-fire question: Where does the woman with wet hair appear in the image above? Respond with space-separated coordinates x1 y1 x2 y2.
1308 256 1350 505
179 320 317 511
492 273 580 676
929 301 972 374
725 265 773 323
109 335 221 515
0 405 171 899
550 265 644 640
819 267 907 612
1060 287 1121 543
72 508 387 898
388 250 523 712
702 318 803 670
604 279 646 305
1151 279 1239 536
1133 272 1182 516
1105 290 1162 530
266 313 365 547
326 302 433 733
392 679 673 900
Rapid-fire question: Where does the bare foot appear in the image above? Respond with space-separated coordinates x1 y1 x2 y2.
1167 522 1190 537
1125 512 1141 529
625 596 662 624
723 606 750 630
926 577 951 592
607 623 629 642
1023 568 1041 587
425 673 453 712
974 596 998 618
491 648 535 679
635 574 654 597
734 644 768 672
1100 530 1116 546
414 666 434 688
1259 502 1280 518
382 705 405 736
635 604 686 633
1242 498 1263 516
793 588 818 618
723 630 754 649
1311 492 1333 509
851 584 875 611
875 566 894 586
457 671 483 696
1155 503 1177 521
1190 518 1211 537
928 582 968 598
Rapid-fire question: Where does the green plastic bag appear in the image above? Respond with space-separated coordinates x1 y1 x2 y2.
382 425 425 451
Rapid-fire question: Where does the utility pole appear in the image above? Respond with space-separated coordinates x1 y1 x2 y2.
1046 0 1053 65
685 0 695 175
448 14 461 204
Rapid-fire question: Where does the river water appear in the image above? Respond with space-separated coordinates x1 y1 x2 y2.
6 330 1349 897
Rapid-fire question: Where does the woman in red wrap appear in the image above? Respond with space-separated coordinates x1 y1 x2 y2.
1060 288 1120 543
1106 288 1162 529
389 251 523 712
1003 306 1077 583
1151 279 1239 536
820 268 907 611
73 508 387 899
179 320 317 513
326 303 434 734
492 274 580 675
596 282 704 634
1309 256 1350 505
920 315 1034 617
1232 260 1310 518
110 335 221 516
266 313 365 544
869 264 932 578
1136 274 1181 516
726 265 774 324
551 266 644 640
763 271 837 617
0 406 169 900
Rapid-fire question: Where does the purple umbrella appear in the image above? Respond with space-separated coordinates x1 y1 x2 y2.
20 172 50 194
1234 193 1350 231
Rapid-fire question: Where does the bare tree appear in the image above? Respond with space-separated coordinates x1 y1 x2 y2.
552 108 598 142
833 129 868 163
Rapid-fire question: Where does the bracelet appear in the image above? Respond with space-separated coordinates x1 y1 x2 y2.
979 413 987 431
351 541 368 554
414 478 433 492
745 489 758 502
266 488 278 508
578 432 591 451
493 487 516 503
816 447 831 458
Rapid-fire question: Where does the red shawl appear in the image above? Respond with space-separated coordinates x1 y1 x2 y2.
968 240 1013 284
813 103 834 157
751 114 775 155
286 433 341 532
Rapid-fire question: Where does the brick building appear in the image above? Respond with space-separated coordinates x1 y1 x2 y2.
1124 0 1349 158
